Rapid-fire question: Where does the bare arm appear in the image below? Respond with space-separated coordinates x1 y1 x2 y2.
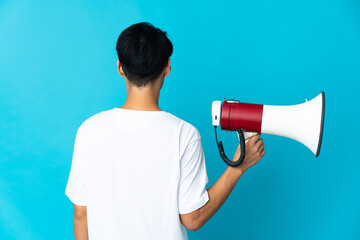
73 204 88 240
180 134 265 231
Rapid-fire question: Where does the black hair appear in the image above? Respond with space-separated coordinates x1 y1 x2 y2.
116 22 173 87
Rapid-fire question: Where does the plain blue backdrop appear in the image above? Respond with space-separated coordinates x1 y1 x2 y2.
1 0 360 239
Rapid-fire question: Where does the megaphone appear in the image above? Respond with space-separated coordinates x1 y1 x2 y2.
212 91 325 167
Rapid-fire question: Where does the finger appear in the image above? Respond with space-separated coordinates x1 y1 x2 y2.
255 138 263 147
258 143 265 152
249 134 260 144
260 148 266 156
254 135 263 144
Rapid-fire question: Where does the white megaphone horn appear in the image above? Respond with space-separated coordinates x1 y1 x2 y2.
211 91 325 167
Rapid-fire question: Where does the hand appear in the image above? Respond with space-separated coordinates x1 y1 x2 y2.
232 134 265 172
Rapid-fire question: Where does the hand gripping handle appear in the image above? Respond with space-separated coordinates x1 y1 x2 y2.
215 127 246 167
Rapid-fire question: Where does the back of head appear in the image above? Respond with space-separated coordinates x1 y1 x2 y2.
116 22 173 87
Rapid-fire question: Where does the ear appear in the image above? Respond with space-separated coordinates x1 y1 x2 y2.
163 58 171 78
117 60 126 78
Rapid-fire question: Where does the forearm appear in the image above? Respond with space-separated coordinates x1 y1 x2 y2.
181 135 264 231
193 166 244 229
74 215 88 240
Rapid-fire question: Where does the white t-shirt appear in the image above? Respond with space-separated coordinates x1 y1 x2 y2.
65 108 209 240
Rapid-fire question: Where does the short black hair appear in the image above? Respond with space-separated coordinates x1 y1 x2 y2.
116 22 173 87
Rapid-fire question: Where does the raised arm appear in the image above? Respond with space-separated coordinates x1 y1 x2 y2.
180 134 265 231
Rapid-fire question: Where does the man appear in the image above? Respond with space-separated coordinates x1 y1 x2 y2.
65 22 265 240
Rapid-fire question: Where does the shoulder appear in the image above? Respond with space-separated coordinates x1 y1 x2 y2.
164 112 201 143
77 108 114 133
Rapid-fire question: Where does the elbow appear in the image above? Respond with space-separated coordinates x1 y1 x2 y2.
187 224 201 232
180 210 204 232
73 212 87 221
182 220 203 232
73 204 87 221
73 209 87 221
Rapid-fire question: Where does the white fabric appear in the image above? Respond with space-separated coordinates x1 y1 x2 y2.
65 108 209 240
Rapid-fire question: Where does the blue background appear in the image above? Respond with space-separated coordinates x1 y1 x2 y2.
1 0 359 239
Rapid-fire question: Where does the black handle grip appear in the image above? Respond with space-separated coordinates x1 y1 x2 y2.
215 127 246 167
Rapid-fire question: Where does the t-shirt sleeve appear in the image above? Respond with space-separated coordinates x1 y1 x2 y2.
178 136 209 214
65 127 87 206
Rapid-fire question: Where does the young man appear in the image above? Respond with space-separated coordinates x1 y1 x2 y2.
65 22 265 240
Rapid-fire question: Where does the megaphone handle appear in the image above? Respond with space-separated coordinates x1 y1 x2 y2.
238 131 258 143
215 127 246 167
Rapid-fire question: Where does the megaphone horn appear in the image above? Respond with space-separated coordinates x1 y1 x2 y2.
212 92 325 167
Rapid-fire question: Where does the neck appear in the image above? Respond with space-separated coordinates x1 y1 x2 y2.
120 81 162 111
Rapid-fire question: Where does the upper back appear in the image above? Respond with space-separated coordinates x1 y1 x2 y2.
73 107 201 239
